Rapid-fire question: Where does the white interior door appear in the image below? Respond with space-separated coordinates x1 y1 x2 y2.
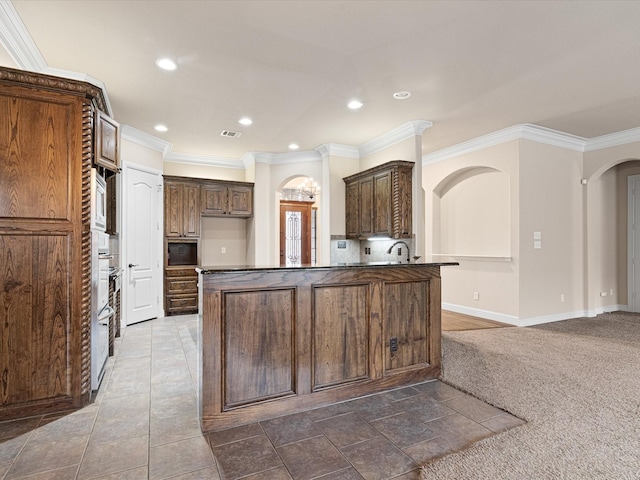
629 175 640 312
125 166 162 325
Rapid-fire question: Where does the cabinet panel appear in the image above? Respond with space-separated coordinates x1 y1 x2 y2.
223 289 295 408
201 183 227 216
94 110 120 172
0 234 71 405
227 186 253 216
384 280 429 372
164 183 183 237
373 171 392 235
345 181 360 238
0 90 74 221
183 184 200 237
313 284 369 390
359 177 373 236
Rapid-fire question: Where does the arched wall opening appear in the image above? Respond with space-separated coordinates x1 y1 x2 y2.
432 166 511 257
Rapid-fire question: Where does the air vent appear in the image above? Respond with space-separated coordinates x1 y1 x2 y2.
221 130 242 138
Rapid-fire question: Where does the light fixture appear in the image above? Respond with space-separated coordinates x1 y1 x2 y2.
299 178 319 199
155 58 177 71
348 99 363 110
154 124 168 132
289 143 299 150
238 117 253 126
393 91 411 100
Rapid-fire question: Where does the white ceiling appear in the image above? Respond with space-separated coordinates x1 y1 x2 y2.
2 0 640 163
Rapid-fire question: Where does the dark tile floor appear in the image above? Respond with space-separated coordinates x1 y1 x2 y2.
0 315 524 480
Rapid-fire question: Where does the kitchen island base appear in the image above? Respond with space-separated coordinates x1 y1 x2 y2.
197 263 451 432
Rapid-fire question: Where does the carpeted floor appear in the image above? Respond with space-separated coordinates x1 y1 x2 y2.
421 312 640 479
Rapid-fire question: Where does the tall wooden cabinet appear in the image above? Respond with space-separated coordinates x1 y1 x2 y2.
0 67 113 420
344 161 413 239
163 176 253 315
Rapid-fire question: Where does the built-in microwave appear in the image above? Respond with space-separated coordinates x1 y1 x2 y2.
91 168 107 231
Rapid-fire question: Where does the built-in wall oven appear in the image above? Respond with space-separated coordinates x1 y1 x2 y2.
91 168 113 392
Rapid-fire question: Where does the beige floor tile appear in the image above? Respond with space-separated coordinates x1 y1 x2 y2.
6 435 88 478
149 436 215 480
77 435 148 480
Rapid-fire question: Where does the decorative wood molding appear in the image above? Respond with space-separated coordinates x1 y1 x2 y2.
0 65 109 114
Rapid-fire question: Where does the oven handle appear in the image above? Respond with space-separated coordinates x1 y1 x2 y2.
98 305 115 323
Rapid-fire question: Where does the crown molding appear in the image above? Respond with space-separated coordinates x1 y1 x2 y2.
121 125 172 154
0 1 114 115
164 152 244 169
315 143 360 159
422 124 587 165
359 120 433 158
0 0 46 71
585 127 640 152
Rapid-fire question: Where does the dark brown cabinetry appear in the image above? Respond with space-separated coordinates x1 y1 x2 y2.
164 266 199 315
201 181 253 217
344 160 413 239
94 109 120 172
163 176 254 315
198 263 445 431
0 66 110 420
164 178 200 238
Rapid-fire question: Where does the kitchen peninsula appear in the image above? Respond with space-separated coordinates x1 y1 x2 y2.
197 261 456 432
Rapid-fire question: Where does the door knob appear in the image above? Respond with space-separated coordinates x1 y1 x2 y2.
128 263 139 268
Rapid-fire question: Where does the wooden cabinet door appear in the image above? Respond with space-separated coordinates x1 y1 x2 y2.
345 181 360 238
373 171 392 236
94 110 120 172
164 183 184 237
182 183 200 237
359 177 373 236
201 183 227 216
227 186 253 216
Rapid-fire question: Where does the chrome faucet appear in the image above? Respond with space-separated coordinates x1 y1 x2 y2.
386 241 411 263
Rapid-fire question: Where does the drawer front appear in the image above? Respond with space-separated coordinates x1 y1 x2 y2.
167 295 198 313
166 267 197 278
166 277 198 294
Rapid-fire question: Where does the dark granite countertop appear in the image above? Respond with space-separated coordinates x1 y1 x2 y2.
197 259 458 274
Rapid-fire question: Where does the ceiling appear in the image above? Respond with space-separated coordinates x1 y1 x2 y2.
2 0 640 164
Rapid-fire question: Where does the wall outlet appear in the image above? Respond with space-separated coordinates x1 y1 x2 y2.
473 292 479 300
221 247 226 254
600 291 607 297
610 288 614 296
560 294 565 303
389 337 398 352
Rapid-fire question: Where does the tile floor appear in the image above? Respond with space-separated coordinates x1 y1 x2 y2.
0 315 524 480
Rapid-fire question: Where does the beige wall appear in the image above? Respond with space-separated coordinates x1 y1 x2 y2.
121 139 164 171
423 140 520 322
200 217 248 265
163 161 246 181
328 156 360 235
517 140 584 320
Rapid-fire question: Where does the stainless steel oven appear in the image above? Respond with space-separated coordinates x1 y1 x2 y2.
91 226 113 391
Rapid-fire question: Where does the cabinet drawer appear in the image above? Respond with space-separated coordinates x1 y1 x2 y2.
166 267 197 278
166 295 198 314
166 277 198 294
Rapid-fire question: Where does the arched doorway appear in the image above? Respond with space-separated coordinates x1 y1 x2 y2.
279 177 319 266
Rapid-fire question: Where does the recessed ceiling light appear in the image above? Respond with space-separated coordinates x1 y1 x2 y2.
348 100 363 110
393 91 411 100
154 124 168 132
155 58 177 71
238 117 253 126
289 143 299 150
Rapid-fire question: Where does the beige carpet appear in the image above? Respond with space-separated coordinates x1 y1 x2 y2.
421 312 640 479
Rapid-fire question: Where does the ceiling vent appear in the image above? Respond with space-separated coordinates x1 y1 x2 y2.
221 130 242 138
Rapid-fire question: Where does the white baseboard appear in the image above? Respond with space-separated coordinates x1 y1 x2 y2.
442 303 519 325
442 303 628 327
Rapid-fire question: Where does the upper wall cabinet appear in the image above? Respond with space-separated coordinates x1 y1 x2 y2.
344 160 414 239
94 110 120 172
201 180 253 217
164 178 201 238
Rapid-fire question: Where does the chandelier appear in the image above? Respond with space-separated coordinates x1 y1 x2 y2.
281 178 320 201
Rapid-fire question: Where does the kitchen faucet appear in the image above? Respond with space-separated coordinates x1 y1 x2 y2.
386 240 411 263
